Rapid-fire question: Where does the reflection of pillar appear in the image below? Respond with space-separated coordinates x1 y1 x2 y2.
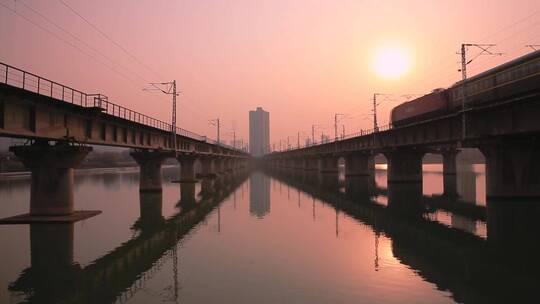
318 173 340 192
136 192 164 231
200 178 215 196
481 143 540 199
387 182 424 216
486 200 540 258
177 154 198 183
10 143 91 215
179 182 197 208
130 149 169 192
442 148 458 197
345 176 372 202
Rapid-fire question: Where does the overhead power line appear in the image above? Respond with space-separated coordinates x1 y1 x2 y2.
58 0 164 80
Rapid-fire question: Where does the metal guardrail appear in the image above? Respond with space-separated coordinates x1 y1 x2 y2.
0 62 244 152
274 123 393 153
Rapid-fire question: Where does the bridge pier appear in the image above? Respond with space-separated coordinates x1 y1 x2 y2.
131 150 170 192
344 153 373 176
319 155 338 173
304 157 318 171
442 148 458 197
481 142 540 199
214 158 225 175
10 143 92 216
345 176 372 201
384 149 424 215
177 154 198 183
199 156 216 178
385 149 425 184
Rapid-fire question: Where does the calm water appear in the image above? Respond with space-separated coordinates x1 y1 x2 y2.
0 164 539 303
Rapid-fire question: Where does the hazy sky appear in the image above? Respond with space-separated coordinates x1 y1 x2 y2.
1 0 539 147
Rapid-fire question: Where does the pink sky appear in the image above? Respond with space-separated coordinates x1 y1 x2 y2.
1 0 539 147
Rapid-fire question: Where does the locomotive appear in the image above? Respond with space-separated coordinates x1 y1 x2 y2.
390 49 540 127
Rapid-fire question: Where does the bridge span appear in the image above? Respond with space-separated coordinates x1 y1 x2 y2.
264 70 540 201
0 62 249 222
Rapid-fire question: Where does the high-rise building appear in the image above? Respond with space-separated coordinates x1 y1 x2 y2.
249 107 269 157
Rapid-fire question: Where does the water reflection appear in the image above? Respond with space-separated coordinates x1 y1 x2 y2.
268 168 540 303
249 172 270 218
5 172 248 304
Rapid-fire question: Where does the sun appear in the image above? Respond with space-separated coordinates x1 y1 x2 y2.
372 47 411 79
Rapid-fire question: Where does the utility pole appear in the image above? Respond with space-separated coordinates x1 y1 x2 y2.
372 94 379 132
297 131 300 149
312 125 315 145
334 113 345 141
144 81 179 152
287 136 290 150
209 118 220 143
342 125 345 139
458 43 502 140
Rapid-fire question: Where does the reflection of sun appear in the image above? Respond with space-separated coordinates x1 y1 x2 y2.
372 47 411 79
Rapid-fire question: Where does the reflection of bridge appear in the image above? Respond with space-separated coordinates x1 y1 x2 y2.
9 173 248 304
0 62 249 222
269 170 540 303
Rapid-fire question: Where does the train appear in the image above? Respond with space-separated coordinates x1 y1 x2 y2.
390 49 540 127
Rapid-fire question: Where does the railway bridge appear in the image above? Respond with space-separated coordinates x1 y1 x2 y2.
0 62 249 222
264 89 540 202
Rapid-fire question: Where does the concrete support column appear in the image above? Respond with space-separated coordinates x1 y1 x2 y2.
304 157 318 171
10 143 92 215
200 156 215 178
345 153 373 176
318 155 338 173
481 142 540 199
442 148 458 197
385 149 425 183
130 149 169 193
177 154 198 183
214 158 224 174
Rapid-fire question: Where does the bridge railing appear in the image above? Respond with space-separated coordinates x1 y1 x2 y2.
272 123 393 153
0 62 240 148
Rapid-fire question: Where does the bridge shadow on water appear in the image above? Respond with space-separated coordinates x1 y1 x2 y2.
7 171 249 304
267 168 540 304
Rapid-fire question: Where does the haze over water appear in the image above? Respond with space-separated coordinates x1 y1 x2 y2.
2 163 532 304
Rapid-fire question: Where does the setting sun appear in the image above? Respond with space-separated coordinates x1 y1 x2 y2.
372 47 411 79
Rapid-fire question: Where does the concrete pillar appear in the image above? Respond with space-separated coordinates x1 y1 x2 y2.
214 158 224 174
442 148 458 197
177 154 198 183
345 176 372 201
385 149 425 183
130 150 169 192
384 148 424 215
200 177 215 196
318 155 338 173
200 156 216 178
10 143 92 215
481 143 540 199
345 153 373 176
304 157 318 171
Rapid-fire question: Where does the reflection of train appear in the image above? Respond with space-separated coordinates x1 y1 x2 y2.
391 50 540 127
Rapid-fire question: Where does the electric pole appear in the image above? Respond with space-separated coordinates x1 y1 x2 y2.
334 113 345 140
209 118 220 143
143 81 179 152
458 43 502 140
297 131 300 149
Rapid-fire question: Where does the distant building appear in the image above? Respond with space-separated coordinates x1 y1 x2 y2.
249 107 270 157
